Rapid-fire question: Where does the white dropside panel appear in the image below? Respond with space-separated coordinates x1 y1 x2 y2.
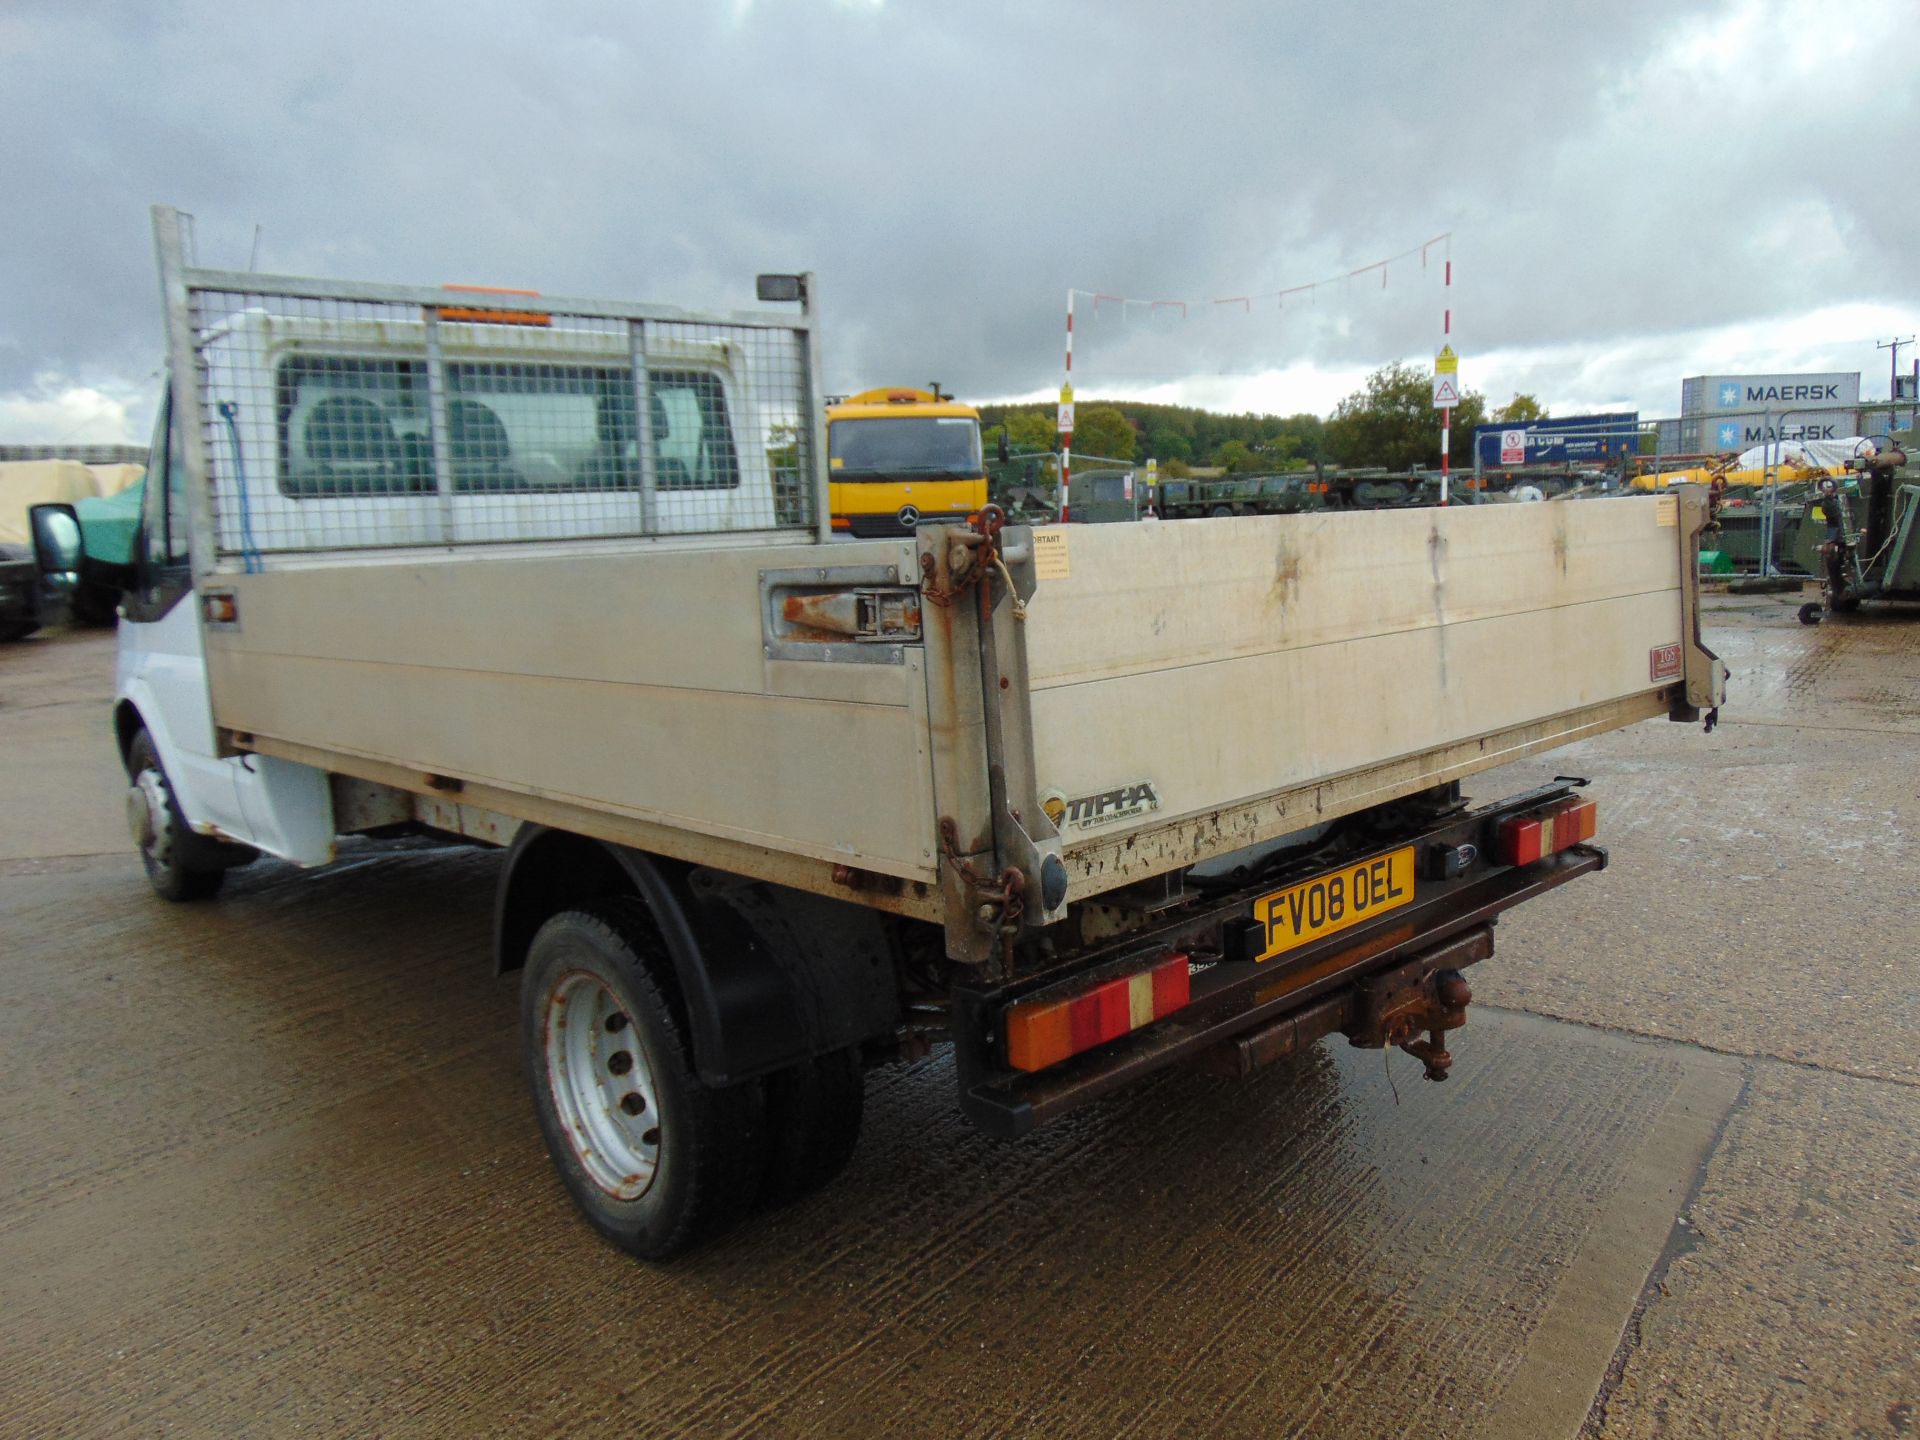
199 539 940 883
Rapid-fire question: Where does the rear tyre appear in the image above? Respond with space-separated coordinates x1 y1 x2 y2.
757 1045 865 1212
522 900 766 1260
126 728 227 901
1798 602 1823 626
1208 505 1234 519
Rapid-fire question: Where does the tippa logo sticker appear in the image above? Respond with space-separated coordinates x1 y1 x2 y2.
1042 782 1160 832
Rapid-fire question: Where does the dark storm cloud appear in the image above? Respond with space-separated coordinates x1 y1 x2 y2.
1 0 1913 433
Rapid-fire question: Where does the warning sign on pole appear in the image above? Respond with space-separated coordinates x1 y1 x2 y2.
1058 382 1075 437
1434 345 1458 375
1432 375 1460 408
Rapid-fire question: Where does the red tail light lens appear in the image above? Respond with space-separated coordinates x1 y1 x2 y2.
1495 797 1598 867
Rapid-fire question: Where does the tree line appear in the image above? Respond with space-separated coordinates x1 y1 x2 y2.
978 365 1548 474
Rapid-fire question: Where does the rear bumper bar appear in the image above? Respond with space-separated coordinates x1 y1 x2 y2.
949 790 1606 1138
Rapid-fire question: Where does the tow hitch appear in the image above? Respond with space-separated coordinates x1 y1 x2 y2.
1342 929 1486 1080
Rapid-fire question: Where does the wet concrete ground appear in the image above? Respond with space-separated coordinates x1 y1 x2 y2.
1 596 1915 1438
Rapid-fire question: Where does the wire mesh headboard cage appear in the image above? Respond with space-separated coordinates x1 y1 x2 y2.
155 208 823 569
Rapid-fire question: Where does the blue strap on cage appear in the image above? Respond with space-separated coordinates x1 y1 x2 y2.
216 401 263 573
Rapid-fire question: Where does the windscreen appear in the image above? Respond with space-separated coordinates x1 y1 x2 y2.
830 416 982 477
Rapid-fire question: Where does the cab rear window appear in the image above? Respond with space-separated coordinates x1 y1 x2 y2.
274 355 738 497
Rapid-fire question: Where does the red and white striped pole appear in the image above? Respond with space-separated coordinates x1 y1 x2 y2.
1439 251 1452 505
1060 290 1073 522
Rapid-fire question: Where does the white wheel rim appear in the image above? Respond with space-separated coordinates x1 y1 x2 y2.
131 769 173 869
543 970 662 1200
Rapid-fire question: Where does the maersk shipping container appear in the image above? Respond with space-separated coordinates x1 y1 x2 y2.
1681 372 1860 416
1678 407 1861 453
1472 412 1639 469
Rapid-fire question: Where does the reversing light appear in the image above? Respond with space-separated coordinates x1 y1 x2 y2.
1004 952 1191 1073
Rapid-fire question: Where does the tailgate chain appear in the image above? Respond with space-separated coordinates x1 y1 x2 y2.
919 507 1025 620
939 817 1026 948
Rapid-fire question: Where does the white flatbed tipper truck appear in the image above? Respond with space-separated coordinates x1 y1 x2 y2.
97 207 1725 1258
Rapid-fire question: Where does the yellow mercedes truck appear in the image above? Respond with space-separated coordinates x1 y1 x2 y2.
827 387 986 537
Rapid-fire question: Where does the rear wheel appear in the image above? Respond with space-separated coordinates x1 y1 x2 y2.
757 1045 865 1212
523 900 766 1260
126 728 228 901
1798 602 1823 626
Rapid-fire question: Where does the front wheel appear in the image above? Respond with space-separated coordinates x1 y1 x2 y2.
126 728 229 901
1798 602 1824 626
523 901 766 1260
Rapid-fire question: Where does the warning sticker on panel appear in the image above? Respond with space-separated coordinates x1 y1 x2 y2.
1033 528 1071 579
1656 494 1678 527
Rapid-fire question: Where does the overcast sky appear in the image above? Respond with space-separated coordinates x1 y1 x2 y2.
1 0 1914 444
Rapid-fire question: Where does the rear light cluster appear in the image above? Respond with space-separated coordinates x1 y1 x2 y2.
1494 796 1597 867
1004 953 1191 1073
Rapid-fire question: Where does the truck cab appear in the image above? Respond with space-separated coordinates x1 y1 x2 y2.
1065 468 1140 523
826 387 986 537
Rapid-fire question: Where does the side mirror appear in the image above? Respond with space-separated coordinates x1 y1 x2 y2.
26 503 81 631
29 504 82 575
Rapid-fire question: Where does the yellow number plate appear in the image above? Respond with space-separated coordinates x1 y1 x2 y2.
1252 847 1416 963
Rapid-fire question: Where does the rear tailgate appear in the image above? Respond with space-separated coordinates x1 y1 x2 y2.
1020 493 1718 901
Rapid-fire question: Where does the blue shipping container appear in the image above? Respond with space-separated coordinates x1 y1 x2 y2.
1472 412 1640 468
